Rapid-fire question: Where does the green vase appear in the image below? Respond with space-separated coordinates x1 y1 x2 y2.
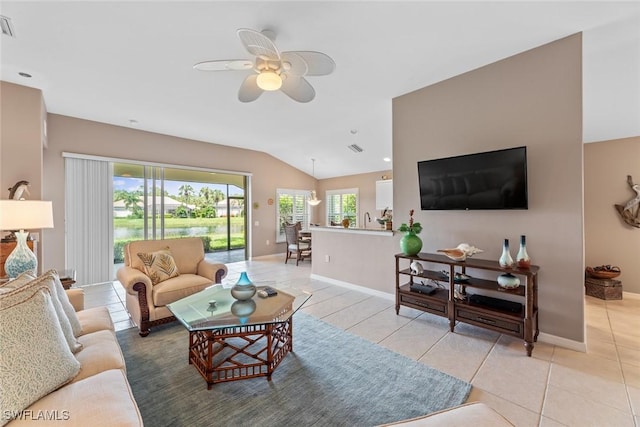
400 232 422 256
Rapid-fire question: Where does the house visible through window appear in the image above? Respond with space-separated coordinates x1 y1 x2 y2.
276 189 311 243
327 188 358 227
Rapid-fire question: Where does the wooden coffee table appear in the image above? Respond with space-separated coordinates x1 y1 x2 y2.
167 284 311 389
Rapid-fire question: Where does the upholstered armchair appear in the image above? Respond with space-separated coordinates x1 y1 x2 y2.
284 222 311 266
116 237 227 336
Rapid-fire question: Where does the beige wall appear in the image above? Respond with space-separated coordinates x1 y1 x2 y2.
393 34 584 343
0 82 45 199
317 170 392 227
585 137 640 293
40 114 316 271
0 81 48 270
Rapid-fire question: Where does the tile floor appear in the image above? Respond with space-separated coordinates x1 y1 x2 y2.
83 255 639 427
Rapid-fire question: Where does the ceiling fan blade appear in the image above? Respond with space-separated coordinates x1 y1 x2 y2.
237 28 280 61
238 74 263 103
283 51 335 76
193 59 253 71
280 52 308 77
280 76 315 103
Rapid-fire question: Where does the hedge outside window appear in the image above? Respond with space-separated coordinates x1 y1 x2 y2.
326 188 358 227
276 189 311 243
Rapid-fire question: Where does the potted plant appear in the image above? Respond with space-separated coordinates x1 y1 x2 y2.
398 209 423 256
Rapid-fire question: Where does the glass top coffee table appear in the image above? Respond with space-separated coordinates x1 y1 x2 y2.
168 284 311 389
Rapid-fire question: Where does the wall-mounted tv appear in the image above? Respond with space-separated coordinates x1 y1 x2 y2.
418 146 528 210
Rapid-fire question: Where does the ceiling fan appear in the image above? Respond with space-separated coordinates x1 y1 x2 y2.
193 28 335 103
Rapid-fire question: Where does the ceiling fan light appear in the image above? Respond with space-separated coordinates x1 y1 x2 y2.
256 70 282 91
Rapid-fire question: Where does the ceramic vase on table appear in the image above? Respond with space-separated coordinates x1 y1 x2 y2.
497 273 521 289
400 232 422 256
4 231 37 278
230 271 256 301
516 235 531 269
498 239 514 268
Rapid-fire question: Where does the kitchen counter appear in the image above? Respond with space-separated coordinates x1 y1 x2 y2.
310 226 394 237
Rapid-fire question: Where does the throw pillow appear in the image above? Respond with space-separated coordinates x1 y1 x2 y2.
48 269 83 337
2 272 83 354
0 287 81 425
137 248 180 285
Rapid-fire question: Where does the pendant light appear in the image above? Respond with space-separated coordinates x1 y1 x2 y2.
308 159 322 206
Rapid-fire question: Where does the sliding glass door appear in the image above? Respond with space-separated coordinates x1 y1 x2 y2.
113 163 246 267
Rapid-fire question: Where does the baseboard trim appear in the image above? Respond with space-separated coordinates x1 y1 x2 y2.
537 332 586 353
310 274 395 302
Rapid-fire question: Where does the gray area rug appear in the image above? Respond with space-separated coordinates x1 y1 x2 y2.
116 312 471 427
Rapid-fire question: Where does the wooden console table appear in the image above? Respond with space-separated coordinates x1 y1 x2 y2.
395 253 539 356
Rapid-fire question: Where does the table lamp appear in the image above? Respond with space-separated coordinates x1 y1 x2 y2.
0 200 54 278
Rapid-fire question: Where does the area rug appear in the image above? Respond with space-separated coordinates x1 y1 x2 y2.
116 312 471 427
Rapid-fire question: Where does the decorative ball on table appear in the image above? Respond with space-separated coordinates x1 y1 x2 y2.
398 209 423 256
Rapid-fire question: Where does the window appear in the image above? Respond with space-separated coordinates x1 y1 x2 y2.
327 188 359 227
113 162 247 267
276 189 311 243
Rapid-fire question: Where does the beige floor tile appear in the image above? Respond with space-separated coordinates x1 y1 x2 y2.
614 331 640 351
300 290 370 318
322 296 391 330
618 345 640 367
587 323 614 343
542 384 635 426
420 332 496 382
378 316 448 360
628 385 640 416
622 362 640 388
472 344 550 412
553 347 624 383
586 337 620 361
493 333 554 361
114 319 136 331
548 364 631 412
538 416 568 426
347 306 421 343
466 387 540 427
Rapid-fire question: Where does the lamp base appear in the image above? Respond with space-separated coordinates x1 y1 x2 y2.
5 230 37 278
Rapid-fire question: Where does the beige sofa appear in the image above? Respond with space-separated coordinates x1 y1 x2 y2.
381 402 513 426
6 287 142 427
116 237 227 336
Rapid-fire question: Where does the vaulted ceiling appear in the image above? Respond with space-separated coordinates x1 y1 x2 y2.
1 1 638 178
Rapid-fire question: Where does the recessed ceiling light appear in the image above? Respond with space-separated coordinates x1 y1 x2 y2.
18 72 31 78
383 157 391 162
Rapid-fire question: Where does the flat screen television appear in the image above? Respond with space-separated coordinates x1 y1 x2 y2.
417 146 528 210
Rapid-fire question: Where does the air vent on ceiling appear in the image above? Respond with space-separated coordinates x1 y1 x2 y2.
1 15 15 37
347 144 363 153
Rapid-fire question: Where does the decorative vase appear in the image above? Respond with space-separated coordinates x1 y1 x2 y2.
516 235 531 269
5 231 37 278
231 300 256 324
230 271 256 301
497 273 521 289
400 232 422 256
342 218 350 228
498 239 514 268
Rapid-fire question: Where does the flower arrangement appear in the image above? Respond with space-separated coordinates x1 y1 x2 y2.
398 209 422 234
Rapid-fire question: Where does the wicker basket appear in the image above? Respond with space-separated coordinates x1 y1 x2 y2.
585 266 621 280
585 277 622 300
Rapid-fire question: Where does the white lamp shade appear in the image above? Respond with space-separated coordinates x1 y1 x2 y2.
0 200 54 230
256 70 283 91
